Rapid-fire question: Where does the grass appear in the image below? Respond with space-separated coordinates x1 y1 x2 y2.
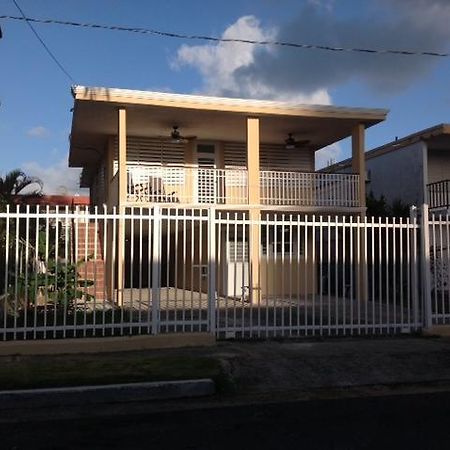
0 352 228 391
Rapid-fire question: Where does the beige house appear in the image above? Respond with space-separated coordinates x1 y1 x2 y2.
68 86 387 302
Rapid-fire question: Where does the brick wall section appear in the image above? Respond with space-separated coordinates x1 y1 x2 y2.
75 221 107 302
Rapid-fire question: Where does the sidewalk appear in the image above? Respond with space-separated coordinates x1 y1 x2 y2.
1 335 450 422
210 336 450 394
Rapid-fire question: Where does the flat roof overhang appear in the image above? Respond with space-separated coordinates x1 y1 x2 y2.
69 86 388 168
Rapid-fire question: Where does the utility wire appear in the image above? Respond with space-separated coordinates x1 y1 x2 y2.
1 13 448 58
9 2 76 83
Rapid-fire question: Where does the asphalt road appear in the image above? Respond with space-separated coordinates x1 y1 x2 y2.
2 391 450 450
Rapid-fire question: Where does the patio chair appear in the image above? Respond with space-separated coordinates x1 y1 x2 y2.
143 176 179 203
127 169 149 202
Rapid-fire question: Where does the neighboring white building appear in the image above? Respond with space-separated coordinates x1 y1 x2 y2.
323 124 450 210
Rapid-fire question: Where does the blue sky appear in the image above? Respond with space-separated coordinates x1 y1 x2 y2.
0 0 449 194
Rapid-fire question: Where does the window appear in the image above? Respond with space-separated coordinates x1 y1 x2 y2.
227 240 249 263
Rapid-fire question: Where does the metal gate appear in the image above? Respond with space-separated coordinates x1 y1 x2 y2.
0 205 428 341
427 206 450 325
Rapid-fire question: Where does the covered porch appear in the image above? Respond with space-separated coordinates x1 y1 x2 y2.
69 86 388 213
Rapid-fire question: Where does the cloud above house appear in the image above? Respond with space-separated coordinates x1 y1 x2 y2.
234 0 450 95
173 15 331 105
26 126 51 139
174 1 449 100
22 158 86 195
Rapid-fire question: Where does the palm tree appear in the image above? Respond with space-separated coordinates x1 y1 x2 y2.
0 169 43 298
0 169 43 206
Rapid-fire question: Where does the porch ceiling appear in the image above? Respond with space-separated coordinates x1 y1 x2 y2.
69 86 388 167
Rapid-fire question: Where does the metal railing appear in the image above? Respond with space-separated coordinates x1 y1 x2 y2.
260 171 360 207
427 180 450 210
1 205 425 341
429 211 450 325
126 166 248 205
126 166 360 208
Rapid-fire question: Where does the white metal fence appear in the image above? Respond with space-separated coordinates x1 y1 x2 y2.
428 209 450 325
215 212 421 337
0 205 431 341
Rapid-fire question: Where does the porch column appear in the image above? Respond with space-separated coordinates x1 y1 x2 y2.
247 117 261 304
104 137 115 302
247 117 260 206
105 137 115 208
118 109 128 206
351 123 368 303
117 108 127 307
351 123 366 211
184 139 196 203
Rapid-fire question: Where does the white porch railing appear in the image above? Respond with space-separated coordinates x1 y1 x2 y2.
126 166 360 208
127 166 248 205
261 171 360 207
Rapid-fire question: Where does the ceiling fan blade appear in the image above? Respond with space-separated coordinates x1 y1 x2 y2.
295 140 311 146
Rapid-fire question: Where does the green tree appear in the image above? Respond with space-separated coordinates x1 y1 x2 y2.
0 169 43 294
0 169 43 208
366 192 410 218
15 259 94 311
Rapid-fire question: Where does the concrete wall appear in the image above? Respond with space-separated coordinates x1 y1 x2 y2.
428 147 450 185
363 141 426 206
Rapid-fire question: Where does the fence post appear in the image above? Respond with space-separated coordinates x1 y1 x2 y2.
151 206 161 335
420 204 433 329
410 206 420 329
208 208 217 335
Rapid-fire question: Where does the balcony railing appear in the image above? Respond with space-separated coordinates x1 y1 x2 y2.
127 166 248 205
427 180 450 210
260 171 360 207
126 166 360 208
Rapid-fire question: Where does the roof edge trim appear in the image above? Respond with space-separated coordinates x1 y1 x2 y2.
72 85 389 120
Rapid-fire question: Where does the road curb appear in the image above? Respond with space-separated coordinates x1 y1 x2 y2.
0 333 216 356
0 379 216 409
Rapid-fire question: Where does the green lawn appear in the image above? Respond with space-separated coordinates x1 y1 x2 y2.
0 352 227 391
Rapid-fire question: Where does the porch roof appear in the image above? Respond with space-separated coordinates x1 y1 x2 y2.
69 85 388 167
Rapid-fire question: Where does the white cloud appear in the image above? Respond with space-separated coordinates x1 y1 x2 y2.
174 16 275 96
174 2 450 99
235 2 450 95
174 15 331 104
27 126 51 139
22 158 86 195
315 143 342 170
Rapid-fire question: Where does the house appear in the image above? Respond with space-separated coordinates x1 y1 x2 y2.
323 124 450 211
68 86 388 304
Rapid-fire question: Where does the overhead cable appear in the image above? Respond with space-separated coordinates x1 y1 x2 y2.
9 3 76 83
1 14 448 58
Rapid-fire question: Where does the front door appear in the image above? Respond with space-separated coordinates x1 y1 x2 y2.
196 143 217 204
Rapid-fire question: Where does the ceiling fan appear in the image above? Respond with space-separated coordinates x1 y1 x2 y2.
285 133 310 150
168 125 197 144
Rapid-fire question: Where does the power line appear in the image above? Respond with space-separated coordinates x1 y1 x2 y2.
9 3 76 83
1 13 449 58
